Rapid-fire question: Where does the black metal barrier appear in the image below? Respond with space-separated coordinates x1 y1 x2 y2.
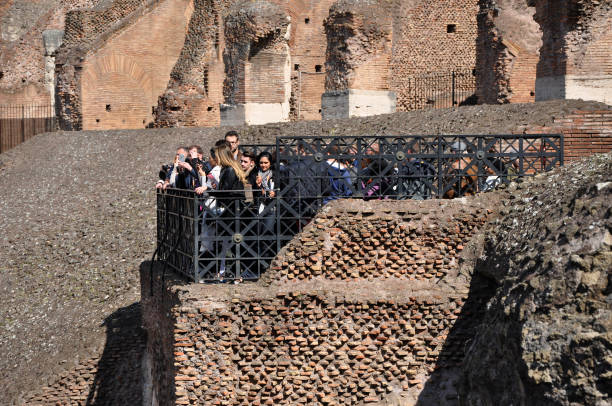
157 134 563 282
157 189 280 282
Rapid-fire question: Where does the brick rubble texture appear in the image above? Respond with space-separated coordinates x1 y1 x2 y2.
141 196 499 405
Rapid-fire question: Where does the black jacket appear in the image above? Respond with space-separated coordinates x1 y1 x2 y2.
214 167 245 200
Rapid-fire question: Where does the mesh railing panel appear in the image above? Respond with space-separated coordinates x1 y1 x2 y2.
157 134 563 283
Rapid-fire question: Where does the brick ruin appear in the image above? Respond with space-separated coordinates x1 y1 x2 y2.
54 0 194 130
0 0 99 106
517 109 612 162
533 0 612 104
156 0 480 126
476 0 542 104
321 0 396 119
477 0 612 105
140 197 499 405
220 1 292 126
2 1 611 129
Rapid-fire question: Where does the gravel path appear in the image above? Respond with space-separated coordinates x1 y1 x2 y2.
0 99 609 404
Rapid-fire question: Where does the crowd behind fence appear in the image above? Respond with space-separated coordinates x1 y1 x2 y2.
156 134 563 284
0 104 56 153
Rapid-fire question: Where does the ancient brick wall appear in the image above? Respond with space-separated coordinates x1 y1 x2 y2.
0 0 99 106
292 71 326 120
223 2 290 106
141 271 182 406
282 0 336 120
0 85 52 106
154 0 226 128
531 0 611 103
142 197 500 405
477 0 612 105
154 0 335 126
518 109 612 162
475 0 541 104
268 205 487 282
79 0 192 129
56 0 192 130
62 0 159 48
391 0 478 111
324 1 393 92
505 50 538 104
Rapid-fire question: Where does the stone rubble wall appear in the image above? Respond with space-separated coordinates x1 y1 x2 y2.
458 151 612 405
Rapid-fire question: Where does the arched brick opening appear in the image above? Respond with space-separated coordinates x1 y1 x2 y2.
81 54 152 129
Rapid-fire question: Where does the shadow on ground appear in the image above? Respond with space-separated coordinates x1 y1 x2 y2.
416 274 497 406
85 302 146 405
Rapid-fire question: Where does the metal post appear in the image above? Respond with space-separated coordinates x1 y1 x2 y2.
559 134 564 167
452 71 456 106
193 194 200 283
297 71 302 120
437 136 443 198
21 105 25 143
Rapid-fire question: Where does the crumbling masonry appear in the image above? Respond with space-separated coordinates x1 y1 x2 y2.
141 197 498 405
3 0 610 129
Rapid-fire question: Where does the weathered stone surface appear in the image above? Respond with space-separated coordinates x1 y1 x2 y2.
459 153 612 405
324 0 392 91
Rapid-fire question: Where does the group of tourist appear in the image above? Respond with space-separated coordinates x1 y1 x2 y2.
155 132 515 210
156 130 274 201
155 131 283 278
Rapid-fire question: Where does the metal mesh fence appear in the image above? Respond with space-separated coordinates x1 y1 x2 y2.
156 134 563 283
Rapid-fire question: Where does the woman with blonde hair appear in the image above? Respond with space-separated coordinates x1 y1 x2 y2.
210 142 248 280
214 143 248 198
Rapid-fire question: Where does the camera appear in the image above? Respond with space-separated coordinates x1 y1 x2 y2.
187 156 202 168
159 164 173 180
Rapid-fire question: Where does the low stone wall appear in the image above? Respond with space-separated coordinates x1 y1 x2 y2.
141 197 499 405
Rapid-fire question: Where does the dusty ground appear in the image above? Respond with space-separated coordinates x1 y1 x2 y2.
0 99 609 404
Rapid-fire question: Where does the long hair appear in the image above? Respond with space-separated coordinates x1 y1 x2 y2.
215 143 248 186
